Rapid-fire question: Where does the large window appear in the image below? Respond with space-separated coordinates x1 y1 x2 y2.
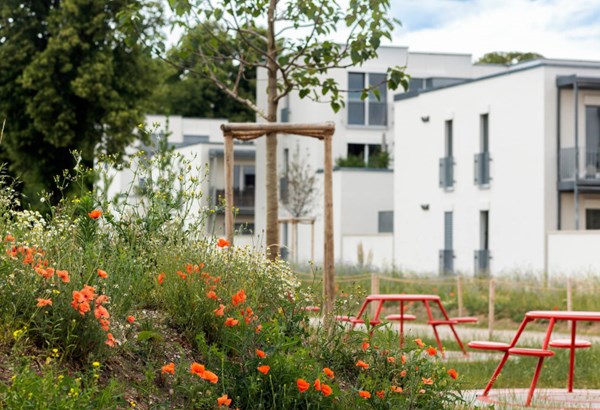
586 209 600 230
348 72 387 126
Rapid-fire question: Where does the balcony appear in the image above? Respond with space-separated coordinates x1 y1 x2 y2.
214 188 255 214
559 148 600 191
474 249 491 277
439 156 454 189
474 152 491 186
439 249 454 275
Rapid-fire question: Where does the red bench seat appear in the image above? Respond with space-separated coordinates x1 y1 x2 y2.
385 314 417 321
468 341 511 351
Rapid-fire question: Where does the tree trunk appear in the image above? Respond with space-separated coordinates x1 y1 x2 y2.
265 0 279 260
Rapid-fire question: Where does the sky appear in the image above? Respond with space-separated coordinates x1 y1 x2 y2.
389 0 600 61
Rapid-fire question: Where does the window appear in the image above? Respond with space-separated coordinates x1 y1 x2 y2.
345 143 383 167
445 120 453 157
440 120 454 189
586 209 600 230
585 106 600 175
378 211 393 233
347 72 387 126
475 113 491 186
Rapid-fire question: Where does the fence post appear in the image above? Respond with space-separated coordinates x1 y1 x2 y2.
370 273 380 318
457 274 464 317
488 279 495 339
567 276 573 311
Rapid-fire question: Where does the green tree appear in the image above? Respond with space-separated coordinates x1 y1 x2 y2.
147 25 256 122
146 0 408 260
0 0 160 207
477 51 543 65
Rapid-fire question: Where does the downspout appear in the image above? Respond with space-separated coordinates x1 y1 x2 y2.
574 80 580 230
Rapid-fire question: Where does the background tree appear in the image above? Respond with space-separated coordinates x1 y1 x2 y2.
281 145 319 219
146 0 408 260
147 24 255 122
0 0 161 208
477 51 543 65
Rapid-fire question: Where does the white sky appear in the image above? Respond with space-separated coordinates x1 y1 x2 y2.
389 0 600 61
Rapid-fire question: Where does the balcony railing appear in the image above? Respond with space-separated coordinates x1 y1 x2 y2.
439 156 454 189
559 147 600 182
214 188 255 209
439 249 454 275
474 249 491 277
474 152 491 186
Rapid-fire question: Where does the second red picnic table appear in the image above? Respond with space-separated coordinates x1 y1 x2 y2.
341 294 475 357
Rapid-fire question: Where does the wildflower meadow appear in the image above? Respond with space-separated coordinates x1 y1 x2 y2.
0 143 463 409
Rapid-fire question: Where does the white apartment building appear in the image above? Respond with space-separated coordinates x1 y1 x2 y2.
254 46 507 267
394 58 600 276
104 115 256 245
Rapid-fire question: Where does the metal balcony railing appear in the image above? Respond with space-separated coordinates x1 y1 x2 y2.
439 156 454 189
214 188 255 209
474 152 491 186
559 147 600 182
474 249 491 277
439 249 454 275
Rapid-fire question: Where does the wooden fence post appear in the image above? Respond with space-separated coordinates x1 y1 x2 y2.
370 273 380 318
488 279 495 339
457 275 464 317
567 276 573 311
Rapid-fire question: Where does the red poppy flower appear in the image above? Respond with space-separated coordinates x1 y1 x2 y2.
214 304 225 316
56 269 70 283
161 363 175 374
207 290 218 300
359 391 371 399
105 333 117 347
88 209 102 219
447 368 458 380
422 377 433 385
257 365 270 375
217 238 230 248
127 315 135 324
391 386 403 393
217 394 232 407
323 367 334 379
297 379 310 393
356 360 369 369
99 319 110 331
97 269 108 279
94 305 110 319
158 272 165 285
426 346 437 356
387 356 395 363
256 349 266 358
414 338 425 348
321 384 333 397
202 370 219 383
224 317 239 327
314 378 322 391
36 298 52 307
231 289 246 306
362 341 370 352
376 390 385 399
190 362 205 377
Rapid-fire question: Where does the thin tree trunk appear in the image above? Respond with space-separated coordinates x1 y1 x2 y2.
265 0 279 260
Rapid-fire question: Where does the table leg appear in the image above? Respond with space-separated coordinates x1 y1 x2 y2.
482 351 511 396
568 320 576 393
436 300 467 356
424 301 445 358
526 357 546 406
400 300 405 349
352 300 370 330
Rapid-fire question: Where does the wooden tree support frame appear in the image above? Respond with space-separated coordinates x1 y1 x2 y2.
221 122 336 316
278 217 316 263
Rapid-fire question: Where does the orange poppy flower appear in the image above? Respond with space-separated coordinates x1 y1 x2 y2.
257 365 270 375
176 270 186 280
207 291 218 300
422 377 433 385
391 386 403 393
314 378 321 391
414 338 425 348
256 349 266 358
4 234 15 242
99 319 110 331
419 388 426 394
447 368 458 380
359 391 371 399
376 390 385 399
217 394 232 407
356 360 369 369
202 370 219 383
400 370 407 377
217 238 230 248
105 333 117 347
426 346 437 356
321 384 333 397
97 269 108 279
387 356 395 363
127 316 135 324
323 367 334 379
401 354 407 364
94 305 110 319
185 263 194 274
362 341 370 352
224 317 239 327
71 291 91 315
36 298 52 307
161 362 175 374
214 304 225 316
231 289 246 306
95 295 109 305
158 272 165 285
190 362 205 377
88 209 102 219
56 269 70 283
297 378 310 393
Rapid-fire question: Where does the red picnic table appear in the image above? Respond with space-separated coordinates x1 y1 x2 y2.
337 294 476 357
471 310 598 407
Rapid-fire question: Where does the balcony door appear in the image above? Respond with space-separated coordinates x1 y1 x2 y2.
586 106 600 175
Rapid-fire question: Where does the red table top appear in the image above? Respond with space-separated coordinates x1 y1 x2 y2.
526 310 600 321
365 294 441 302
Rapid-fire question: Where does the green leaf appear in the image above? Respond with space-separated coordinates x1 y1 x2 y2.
137 330 163 342
299 89 310 99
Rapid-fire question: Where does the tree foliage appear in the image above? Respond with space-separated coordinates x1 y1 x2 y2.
477 51 543 65
0 0 160 207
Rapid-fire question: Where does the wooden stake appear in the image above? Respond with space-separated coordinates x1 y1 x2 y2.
370 273 380 318
323 134 335 318
488 279 495 339
457 274 464 317
224 135 234 245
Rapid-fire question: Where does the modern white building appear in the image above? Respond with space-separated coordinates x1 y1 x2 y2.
254 46 508 267
104 115 256 245
394 58 600 276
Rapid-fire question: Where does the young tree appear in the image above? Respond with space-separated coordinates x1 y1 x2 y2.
281 145 319 219
153 0 408 259
0 0 160 207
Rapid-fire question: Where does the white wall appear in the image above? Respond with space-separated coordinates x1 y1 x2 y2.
547 231 600 276
341 234 394 268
